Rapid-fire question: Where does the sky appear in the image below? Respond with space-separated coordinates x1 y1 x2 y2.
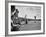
15 6 41 19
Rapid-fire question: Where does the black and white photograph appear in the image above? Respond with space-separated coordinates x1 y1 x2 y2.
11 5 41 31
8 2 44 35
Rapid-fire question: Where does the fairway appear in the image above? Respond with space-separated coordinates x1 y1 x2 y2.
19 21 41 31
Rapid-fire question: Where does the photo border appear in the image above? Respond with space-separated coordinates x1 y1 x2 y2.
5 0 45 36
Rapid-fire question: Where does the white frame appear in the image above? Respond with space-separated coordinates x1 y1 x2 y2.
8 3 43 35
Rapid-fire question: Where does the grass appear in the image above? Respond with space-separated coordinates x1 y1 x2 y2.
19 21 41 31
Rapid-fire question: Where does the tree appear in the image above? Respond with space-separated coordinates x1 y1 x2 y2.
11 6 15 13
25 15 28 24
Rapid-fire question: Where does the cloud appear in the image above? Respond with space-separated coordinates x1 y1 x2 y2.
15 6 41 19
